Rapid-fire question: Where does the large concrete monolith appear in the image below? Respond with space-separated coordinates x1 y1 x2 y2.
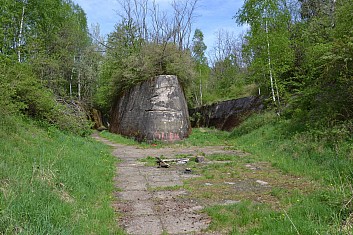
109 75 191 142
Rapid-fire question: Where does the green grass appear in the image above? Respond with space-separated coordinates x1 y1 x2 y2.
172 111 353 234
203 191 344 234
138 156 158 166
100 127 231 147
222 111 353 234
0 115 125 234
204 201 279 234
232 112 353 186
181 128 231 146
99 130 140 145
206 154 239 161
99 130 164 148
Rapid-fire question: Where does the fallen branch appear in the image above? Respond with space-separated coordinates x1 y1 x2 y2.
155 157 170 168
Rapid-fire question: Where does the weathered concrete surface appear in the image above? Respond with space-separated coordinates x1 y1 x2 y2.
91 134 211 234
110 75 191 142
189 96 263 131
91 133 249 234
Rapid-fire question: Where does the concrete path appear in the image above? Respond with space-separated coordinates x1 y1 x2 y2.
92 133 218 234
92 132 316 234
113 147 209 235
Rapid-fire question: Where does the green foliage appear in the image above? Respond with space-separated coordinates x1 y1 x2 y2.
188 29 209 106
141 43 195 88
234 0 353 137
285 0 353 129
0 115 124 234
0 57 51 115
192 29 208 65
235 0 294 103
95 31 195 112
0 56 91 135
0 57 22 114
47 100 92 137
200 28 258 106
205 56 252 104
0 0 96 102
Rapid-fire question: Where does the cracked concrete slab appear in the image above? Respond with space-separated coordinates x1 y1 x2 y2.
117 191 152 201
123 215 163 235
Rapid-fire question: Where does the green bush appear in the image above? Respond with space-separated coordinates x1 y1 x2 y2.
95 42 195 112
0 56 91 135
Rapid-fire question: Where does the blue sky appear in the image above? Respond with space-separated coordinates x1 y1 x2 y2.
72 0 247 53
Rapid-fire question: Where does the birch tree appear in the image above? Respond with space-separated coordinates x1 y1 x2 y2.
0 0 27 58
191 29 208 106
235 0 294 110
17 0 26 62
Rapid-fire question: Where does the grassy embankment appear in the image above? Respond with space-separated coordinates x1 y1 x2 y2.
200 112 353 234
0 115 125 234
102 112 353 234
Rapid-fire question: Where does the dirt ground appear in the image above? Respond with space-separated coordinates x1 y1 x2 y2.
92 133 313 235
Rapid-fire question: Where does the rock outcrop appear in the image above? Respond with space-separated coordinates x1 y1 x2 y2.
189 96 263 131
109 75 191 142
91 108 107 131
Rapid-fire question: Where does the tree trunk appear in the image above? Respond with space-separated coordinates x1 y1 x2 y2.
265 11 280 112
265 14 276 103
18 4 25 62
78 70 81 100
199 68 203 106
70 68 74 98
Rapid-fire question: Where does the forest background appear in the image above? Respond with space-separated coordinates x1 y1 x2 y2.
1 0 353 134
1 0 353 233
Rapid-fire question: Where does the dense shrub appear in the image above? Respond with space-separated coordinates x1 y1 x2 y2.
0 56 91 135
95 41 195 113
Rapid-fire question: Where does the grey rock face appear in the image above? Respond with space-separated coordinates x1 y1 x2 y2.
110 75 191 142
189 96 263 131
